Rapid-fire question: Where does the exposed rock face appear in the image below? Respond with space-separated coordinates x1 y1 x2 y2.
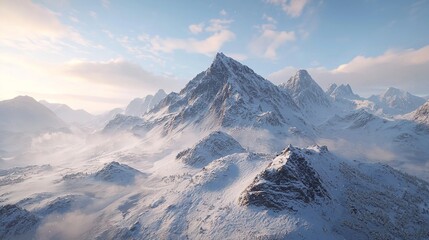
0 204 39 239
176 131 245 166
413 100 429 126
239 145 329 211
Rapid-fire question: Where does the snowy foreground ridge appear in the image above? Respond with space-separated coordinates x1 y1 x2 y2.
1 53 429 239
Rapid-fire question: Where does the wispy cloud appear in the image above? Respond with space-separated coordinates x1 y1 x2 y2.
0 0 90 51
141 18 235 56
188 23 205 35
266 0 310 17
249 23 295 59
268 45 429 96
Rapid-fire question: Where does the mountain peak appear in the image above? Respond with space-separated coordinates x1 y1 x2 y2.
295 69 311 78
209 52 247 74
11 95 37 103
279 69 331 110
330 83 360 100
383 87 404 97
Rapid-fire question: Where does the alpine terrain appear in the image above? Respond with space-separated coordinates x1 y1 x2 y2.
0 53 428 240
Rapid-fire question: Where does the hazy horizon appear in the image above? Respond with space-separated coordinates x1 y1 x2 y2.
1 0 429 113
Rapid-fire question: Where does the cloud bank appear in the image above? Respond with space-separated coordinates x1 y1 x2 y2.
268 45 429 96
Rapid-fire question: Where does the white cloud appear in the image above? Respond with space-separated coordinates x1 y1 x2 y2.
0 0 89 51
63 58 180 92
205 19 233 32
220 9 227 16
142 18 235 56
268 45 429 96
249 24 296 59
267 0 310 17
188 23 204 34
0 53 183 113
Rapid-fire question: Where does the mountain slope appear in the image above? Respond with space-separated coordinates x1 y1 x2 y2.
369 87 426 115
412 100 429 126
279 70 331 109
329 84 360 100
239 145 429 239
108 53 311 139
176 131 245 166
124 89 167 117
40 100 94 124
0 96 66 133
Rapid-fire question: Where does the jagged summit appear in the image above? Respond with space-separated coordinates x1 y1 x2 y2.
329 84 360 100
239 144 330 211
326 83 338 95
208 52 253 75
383 87 405 98
281 70 315 90
413 100 429 125
135 53 308 136
279 69 331 113
125 89 167 116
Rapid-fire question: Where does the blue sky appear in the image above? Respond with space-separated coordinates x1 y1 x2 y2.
1 0 429 113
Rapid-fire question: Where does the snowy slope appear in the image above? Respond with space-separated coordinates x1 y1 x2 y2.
328 83 361 100
125 89 167 116
176 131 245 166
279 69 331 108
369 87 426 115
0 204 39 239
278 70 333 124
107 53 312 140
40 100 94 124
94 161 146 185
0 96 66 133
0 96 68 156
411 100 429 126
1 52 429 239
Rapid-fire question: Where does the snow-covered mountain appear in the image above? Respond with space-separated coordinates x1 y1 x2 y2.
1 52 429 239
326 83 361 100
40 100 94 124
0 204 39 239
176 131 245 166
2 132 428 239
411 100 429 126
94 161 145 185
278 70 333 124
369 87 426 115
107 53 311 139
279 69 331 109
124 89 167 117
0 96 66 133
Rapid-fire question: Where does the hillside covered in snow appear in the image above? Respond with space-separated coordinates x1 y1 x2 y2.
1 53 428 239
